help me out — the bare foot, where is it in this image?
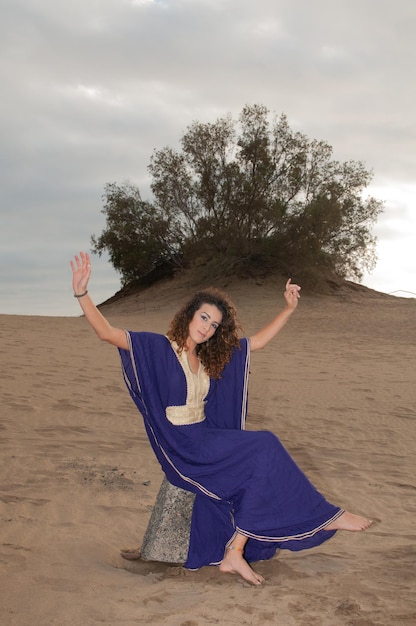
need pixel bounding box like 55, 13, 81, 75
120, 547, 141, 561
219, 548, 264, 586
324, 511, 373, 532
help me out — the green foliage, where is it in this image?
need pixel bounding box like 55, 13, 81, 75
92, 105, 383, 286
91, 182, 179, 285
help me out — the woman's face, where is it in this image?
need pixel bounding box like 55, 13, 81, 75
187, 303, 223, 346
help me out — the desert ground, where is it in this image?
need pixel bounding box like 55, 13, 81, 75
1, 274, 415, 625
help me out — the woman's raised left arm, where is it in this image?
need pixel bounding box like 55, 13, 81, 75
249, 279, 301, 352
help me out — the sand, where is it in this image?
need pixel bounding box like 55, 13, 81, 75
1, 276, 415, 625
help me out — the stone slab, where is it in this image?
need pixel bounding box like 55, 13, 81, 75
140, 477, 195, 564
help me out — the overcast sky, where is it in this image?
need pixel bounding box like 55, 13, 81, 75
1, 0, 415, 316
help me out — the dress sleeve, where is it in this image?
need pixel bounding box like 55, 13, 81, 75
204, 338, 250, 430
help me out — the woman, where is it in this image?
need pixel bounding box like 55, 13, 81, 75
70, 251, 371, 586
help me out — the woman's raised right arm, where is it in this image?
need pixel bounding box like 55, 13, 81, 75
70, 251, 128, 350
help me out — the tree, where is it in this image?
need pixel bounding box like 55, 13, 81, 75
92, 105, 383, 285
91, 182, 179, 285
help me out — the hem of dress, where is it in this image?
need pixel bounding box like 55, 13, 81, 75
185, 509, 344, 570
235, 508, 345, 543
185, 559, 223, 571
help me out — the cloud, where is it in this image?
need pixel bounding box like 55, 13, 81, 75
1, 0, 415, 315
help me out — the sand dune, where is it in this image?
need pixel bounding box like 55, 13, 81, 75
1, 276, 415, 625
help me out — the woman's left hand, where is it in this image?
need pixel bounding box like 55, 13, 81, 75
284, 278, 301, 310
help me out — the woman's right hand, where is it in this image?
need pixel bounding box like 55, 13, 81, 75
69, 252, 128, 349
70, 251, 92, 296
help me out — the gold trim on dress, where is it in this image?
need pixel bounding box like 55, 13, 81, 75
165, 340, 210, 426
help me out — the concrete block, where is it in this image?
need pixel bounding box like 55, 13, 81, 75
140, 477, 195, 564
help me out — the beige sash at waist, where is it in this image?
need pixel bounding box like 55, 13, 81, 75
166, 404, 206, 426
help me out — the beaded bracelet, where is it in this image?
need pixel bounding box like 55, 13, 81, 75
74, 290, 88, 298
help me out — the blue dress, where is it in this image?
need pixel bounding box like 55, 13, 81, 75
119, 332, 343, 569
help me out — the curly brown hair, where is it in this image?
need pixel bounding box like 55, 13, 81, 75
166, 288, 241, 379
